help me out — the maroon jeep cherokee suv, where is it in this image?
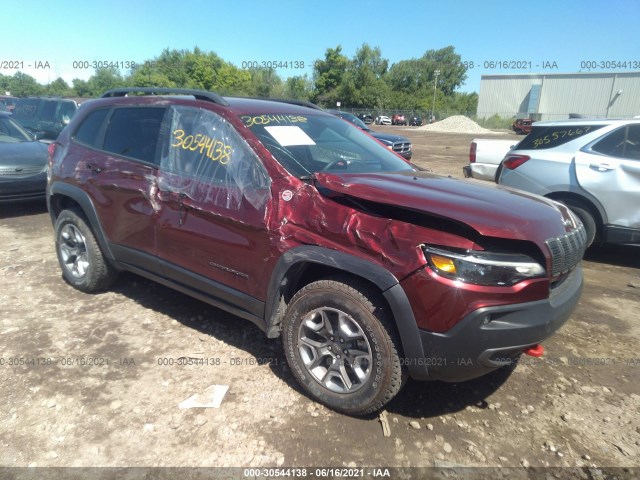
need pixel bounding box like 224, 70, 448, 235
47, 88, 586, 415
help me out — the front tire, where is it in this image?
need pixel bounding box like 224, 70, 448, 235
282, 277, 405, 415
54, 209, 117, 292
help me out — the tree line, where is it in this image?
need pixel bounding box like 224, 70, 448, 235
1, 45, 477, 114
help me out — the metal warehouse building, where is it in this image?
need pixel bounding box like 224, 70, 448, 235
476, 71, 640, 121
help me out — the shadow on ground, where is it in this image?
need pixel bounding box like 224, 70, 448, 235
0, 199, 48, 219
109, 272, 515, 419
584, 243, 640, 269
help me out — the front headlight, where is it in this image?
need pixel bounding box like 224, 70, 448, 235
422, 245, 546, 286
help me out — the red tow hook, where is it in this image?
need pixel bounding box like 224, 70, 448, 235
524, 344, 544, 357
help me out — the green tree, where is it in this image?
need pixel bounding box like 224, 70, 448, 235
214, 63, 251, 95
7, 72, 44, 97
0, 45, 476, 111
128, 47, 251, 95
420, 46, 467, 96
78, 67, 126, 96
386, 59, 431, 95
71, 78, 91, 97
339, 43, 390, 108
248, 67, 283, 98
284, 75, 312, 100
45, 77, 73, 96
312, 46, 348, 106
0, 73, 12, 94
129, 69, 175, 88
386, 46, 468, 107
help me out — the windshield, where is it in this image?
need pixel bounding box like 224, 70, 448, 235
241, 113, 413, 177
338, 112, 370, 131
0, 115, 33, 142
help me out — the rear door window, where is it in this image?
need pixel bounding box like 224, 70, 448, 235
517, 125, 605, 150
73, 108, 109, 147
102, 107, 166, 164
590, 125, 640, 160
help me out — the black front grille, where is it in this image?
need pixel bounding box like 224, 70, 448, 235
393, 142, 411, 153
545, 224, 587, 277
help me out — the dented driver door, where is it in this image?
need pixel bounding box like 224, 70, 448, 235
154, 105, 273, 305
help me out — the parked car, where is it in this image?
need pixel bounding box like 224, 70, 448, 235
392, 114, 407, 126
375, 115, 392, 125
358, 113, 374, 124
498, 118, 640, 246
409, 115, 423, 126
0, 112, 49, 202
328, 109, 412, 160
512, 118, 534, 135
11, 97, 78, 140
463, 139, 516, 181
48, 87, 585, 415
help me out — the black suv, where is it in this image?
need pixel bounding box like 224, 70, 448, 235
12, 97, 78, 140
47, 88, 584, 415
357, 113, 374, 124
327, 110, 412, 160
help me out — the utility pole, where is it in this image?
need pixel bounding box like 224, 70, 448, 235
431, 69, 440, 123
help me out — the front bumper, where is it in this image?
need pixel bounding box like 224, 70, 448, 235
408, 264, 583, 382
0, 175, 47, 203
398, 150, 413, 161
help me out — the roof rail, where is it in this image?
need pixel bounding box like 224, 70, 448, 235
246, 97, 323, 111
100, 87, 228, 106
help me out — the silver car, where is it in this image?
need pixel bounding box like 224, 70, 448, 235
497, 118, 640, 246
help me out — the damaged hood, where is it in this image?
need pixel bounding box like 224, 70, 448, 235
313, 170, 573, 242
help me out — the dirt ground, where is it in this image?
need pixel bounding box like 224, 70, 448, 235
1, 127, 639, 475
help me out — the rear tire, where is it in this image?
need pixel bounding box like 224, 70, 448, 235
563, 202, 597, 247
282, 277, 405, 415
54, 209, 117, 292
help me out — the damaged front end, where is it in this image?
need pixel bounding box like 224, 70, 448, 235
275, 170, 586, 336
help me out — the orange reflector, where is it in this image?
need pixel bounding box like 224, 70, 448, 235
431, 254, 457, 274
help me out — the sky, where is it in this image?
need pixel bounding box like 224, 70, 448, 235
2, 0, 639, 95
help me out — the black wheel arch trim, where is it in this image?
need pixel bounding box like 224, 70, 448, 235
263, 245, 427, 377
545, 188, 607, 226
47, 181, 117, 263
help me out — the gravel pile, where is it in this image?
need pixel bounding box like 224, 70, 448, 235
415, 115, 500, 134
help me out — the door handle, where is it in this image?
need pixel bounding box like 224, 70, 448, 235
589, 163, 615, 172
86, 163, 103, 174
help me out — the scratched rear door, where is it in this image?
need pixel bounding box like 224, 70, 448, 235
73, 106, 165, 264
